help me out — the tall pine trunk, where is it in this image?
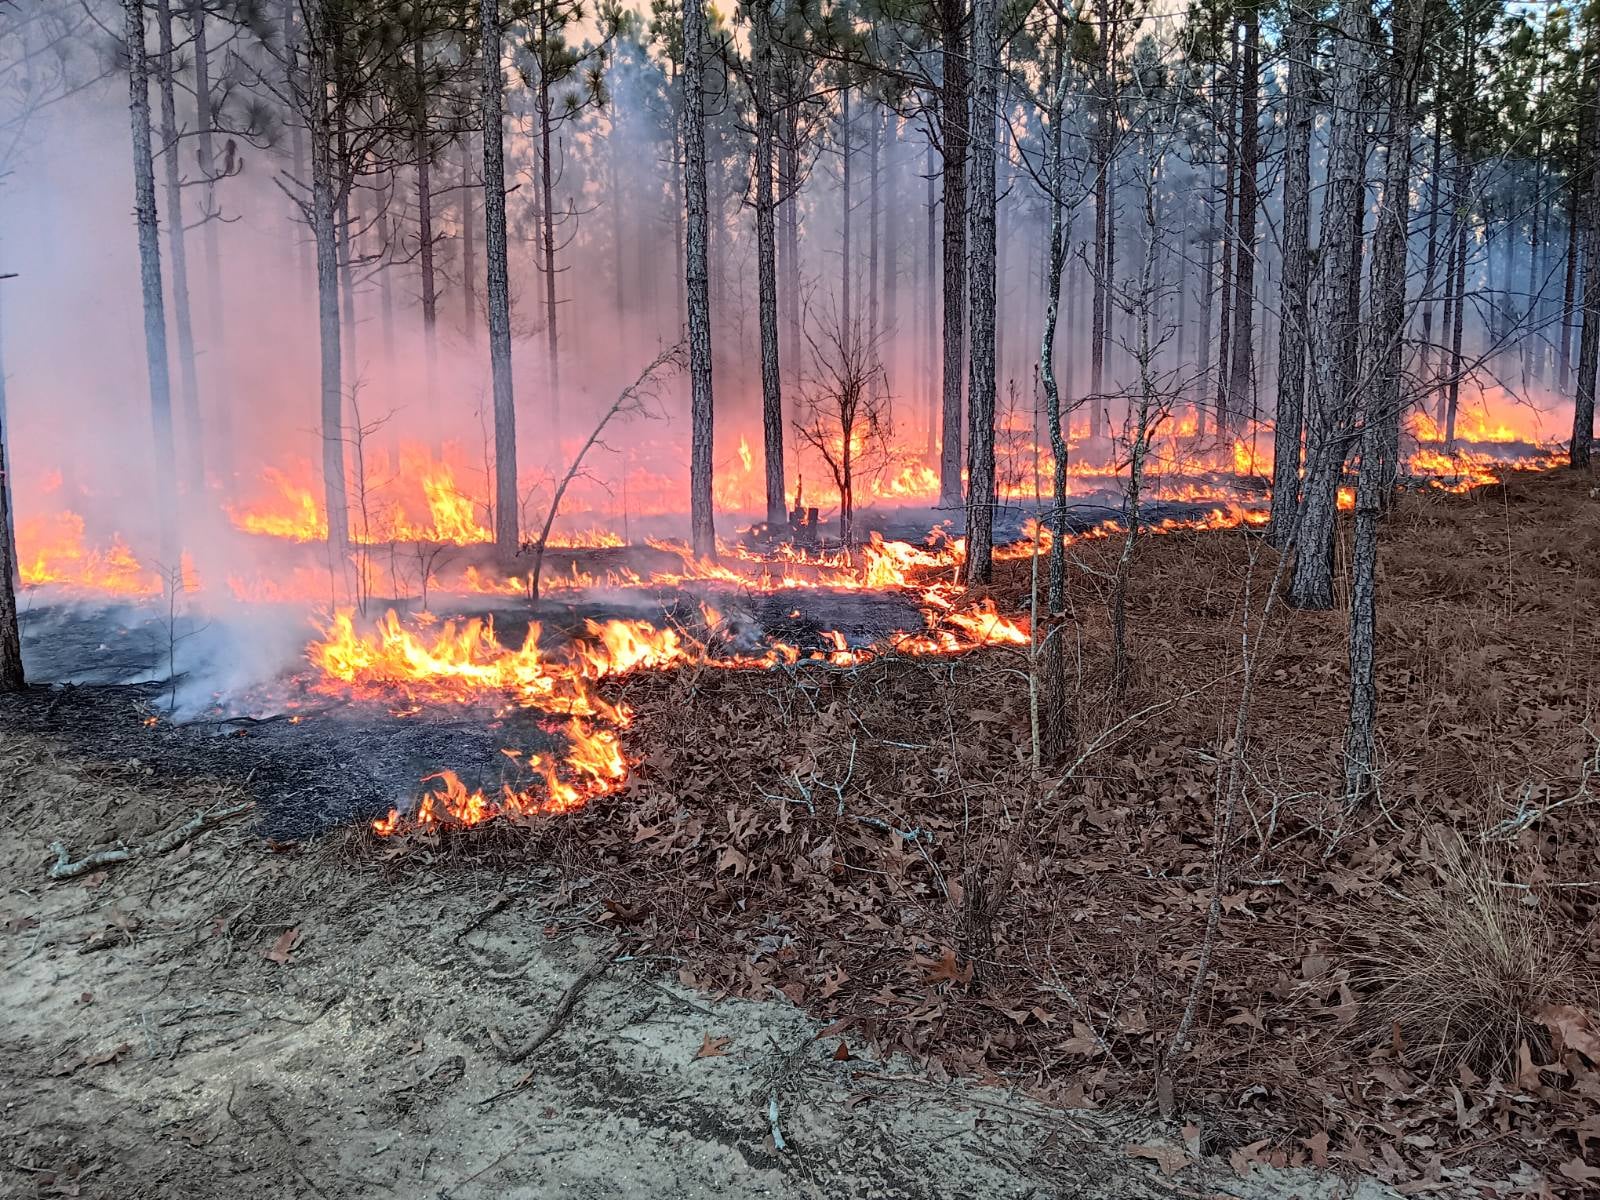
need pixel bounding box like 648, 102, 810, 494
924, 136, 938, 454
1195, 161, 1215, 427
539, 67, 561, 444
1559, 184, 1578, 391
751, 2, 785, 525
684, 0, 716, 558
307, 8, 348, 557
413, 22, 438, 433
187, 0, 228, 475
1346, 0, 1423, 800
1287, 0, 1367, 611
964, 0, 997, 584
1214, 27, 1238, 425
867, 103, 880, 360
840, 87, 851, 328
1040, 31, 1069, 612
1444, 152, 1470, 447
155, 0, 203, 496
779, 104, 801, 404
1269, 7, 1311, 547
125, 0, 179, 561
481, 0, 518, 553
461, 135, 477, 341
937, 0, 969, 507
0, 290, 22, 689
1418, 112, 1443, 378
1089, 0, 1110, 439
882, 117, 898, 396
1572, 65, 1600, 466
1225, 4, 1258, 433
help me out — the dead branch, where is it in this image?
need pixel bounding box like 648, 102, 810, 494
492, 945, 619, 1066
526, 344, 684, 599
47, 801, 254, 880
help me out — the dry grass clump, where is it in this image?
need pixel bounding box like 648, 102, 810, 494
1354, 841, 1582, 1077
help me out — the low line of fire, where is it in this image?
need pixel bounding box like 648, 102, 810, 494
13, 396, 1564, 835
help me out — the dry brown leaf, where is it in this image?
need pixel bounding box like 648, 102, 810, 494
263, 927, 301, 966
1557, 1158, 1600, 1185
1539, 1004, 1600, 1061
1125, 1143, 1188, 1178
1300, 1130, 1330, 1169
923, 947, 973, 986
694, 1033, 731, 1059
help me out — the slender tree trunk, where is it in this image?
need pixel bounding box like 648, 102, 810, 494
868, 103, 880, 360
308, 13, 348, 557
751, 2, 785, 525
412, 24, 438, 432
1436, 186, 1458, 418
883, 116, 899, 396
125, 0, 179, 561
1040, 31, 1069, 613
187, 0, 228, 476
284, 0, 310, 299
780, 103, 801, 408
1089, 0, 1110, 440
671, 58, 685, 326
1573, 66, 1600, 467
462, 134, 477, 341
1560, 183, 1579, 391
995, 187, 1008, 389
539, 70, 561, 444
839, 87, 852, 330
1269, 8, 1311, 547
965, 0, 997, 584
1214, 27, 1238, 427
1063, 210, 1078, 404
1195, 164, 1215, 426
684, 0, 716, 558
1419, 111, 1443, 378
938, 0, 969, 507
481, 0, 518, 553
925, 135, 938, 455
0, 286, 23, 688
335, 105, 356, 375
1173, 198, 1187, 380
1288, 0, 1367, 611
154, 0, 203, 497
334, 107, 356, 382
610, 111, 627, 324
1525, 161, 1543, 384
376, 172, 396, 355
1225, 5, 1258, 434
1445, 152, 1470, 448
1347, 0, 1423, 800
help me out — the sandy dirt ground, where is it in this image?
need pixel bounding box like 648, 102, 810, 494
0, 730, 1409, 1200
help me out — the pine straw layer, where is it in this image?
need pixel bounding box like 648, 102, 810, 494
383, 470, 1600, 1191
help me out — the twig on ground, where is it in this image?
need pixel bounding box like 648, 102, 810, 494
494, 945, 618, 1065
47, 801, 254, 879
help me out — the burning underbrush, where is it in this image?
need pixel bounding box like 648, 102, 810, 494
8, 467, 1599, 1188
332, 470, 1598, 1191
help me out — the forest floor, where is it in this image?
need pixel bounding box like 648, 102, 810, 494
3, 469, 1598, 1198
0, 744, 1395, 1200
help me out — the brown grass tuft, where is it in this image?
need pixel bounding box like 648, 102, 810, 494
1353, 841, 1581, 1077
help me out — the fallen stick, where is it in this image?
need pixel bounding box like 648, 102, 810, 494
497, 948, 618, 1065
48, 801, 254, 880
